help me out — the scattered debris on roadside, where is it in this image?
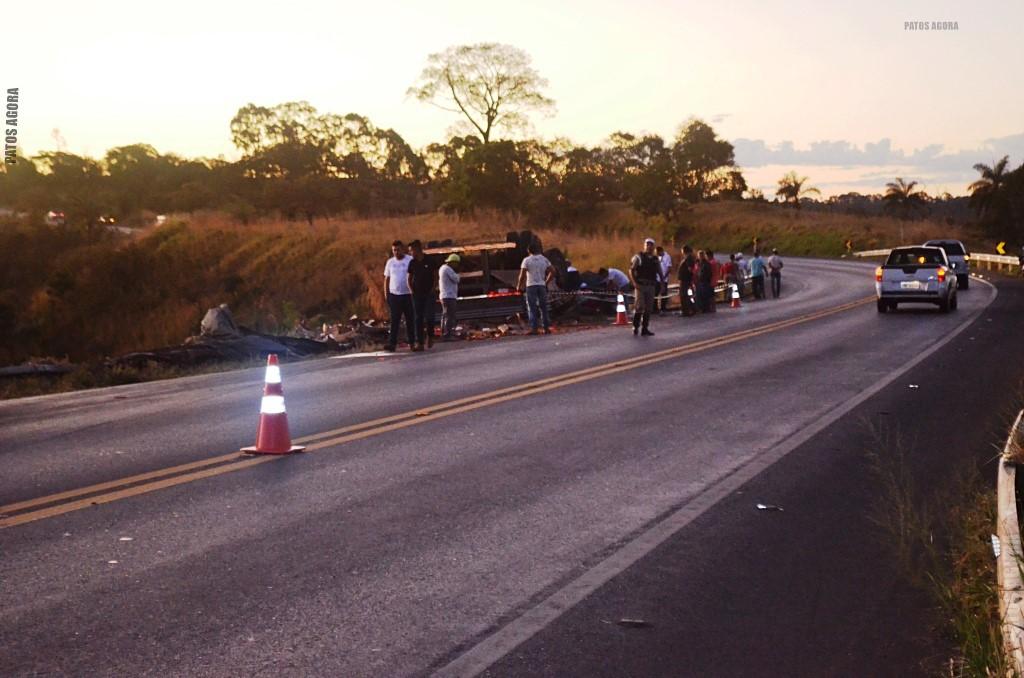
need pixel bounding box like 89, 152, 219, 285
756, 503, 784, 511
0, 361, 74, 378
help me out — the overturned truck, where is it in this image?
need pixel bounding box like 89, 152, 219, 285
423, 230, 575, 322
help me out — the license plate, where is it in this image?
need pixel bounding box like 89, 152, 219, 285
901, 281, 922, 290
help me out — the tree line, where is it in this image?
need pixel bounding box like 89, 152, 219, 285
0, 113, 743, 228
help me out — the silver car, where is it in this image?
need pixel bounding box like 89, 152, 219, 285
875, 246, 958, 313
922, 239, 970, 289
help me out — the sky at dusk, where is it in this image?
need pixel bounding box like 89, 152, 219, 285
6, 0, 1023, 196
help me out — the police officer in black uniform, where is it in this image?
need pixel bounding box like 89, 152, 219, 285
629, 237, 661, 336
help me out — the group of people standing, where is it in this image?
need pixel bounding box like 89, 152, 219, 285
382, 239, 558, 352
383, 237, 787, 351
625, 239, 786, 335
382, 239, 461, 352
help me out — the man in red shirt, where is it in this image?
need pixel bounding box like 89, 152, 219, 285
720, 254, 737, 302
707, 250, 721, 312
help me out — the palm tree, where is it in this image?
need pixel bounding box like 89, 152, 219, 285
882, 178, 929, 219
967, 156, 1009, 216
775, 171, 820, 209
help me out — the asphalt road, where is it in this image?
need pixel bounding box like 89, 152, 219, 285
1, 258, 1018, 677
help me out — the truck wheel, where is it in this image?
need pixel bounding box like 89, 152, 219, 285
958, 275, 969, 290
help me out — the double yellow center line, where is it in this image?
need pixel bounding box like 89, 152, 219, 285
0, 297, 872, 529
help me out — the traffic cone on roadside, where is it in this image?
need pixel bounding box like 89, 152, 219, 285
241, 354, 305, 455
613, 293, 629, 325
730, 284, 742, 308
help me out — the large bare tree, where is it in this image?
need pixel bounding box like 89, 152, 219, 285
408, 43, 555, 144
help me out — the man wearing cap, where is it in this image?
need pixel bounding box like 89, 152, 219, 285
629, 238, 660, 336
438, 253, 461, 340
383, 240, 415, 352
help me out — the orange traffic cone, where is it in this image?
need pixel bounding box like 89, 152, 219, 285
613, 293, 629, 325
730, 283, 742, 308
242, 355, 306, 455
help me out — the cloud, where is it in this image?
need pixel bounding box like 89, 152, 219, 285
733, 133, 1024, 173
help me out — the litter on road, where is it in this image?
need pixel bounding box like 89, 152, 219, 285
756, 503, 784, 511
616, 619, 653, 628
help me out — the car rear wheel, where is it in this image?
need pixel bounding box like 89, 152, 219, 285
939, 295, 950, 313
950, 292, 958, 310
877, 298, 888, 313
957, 274, 969, 290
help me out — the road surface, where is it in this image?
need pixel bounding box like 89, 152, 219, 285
1, 258, 1018, 676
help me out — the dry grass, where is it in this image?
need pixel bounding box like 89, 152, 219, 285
863, 419, 1009, 675
1004, 413, 1024, 465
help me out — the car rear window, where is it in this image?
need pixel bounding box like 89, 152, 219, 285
887, 248, 945, 265
924, 241, 966, 256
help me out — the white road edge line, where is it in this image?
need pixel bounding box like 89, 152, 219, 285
433, 278, 998, 678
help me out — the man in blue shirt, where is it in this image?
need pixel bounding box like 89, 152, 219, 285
749, 250, 766, 300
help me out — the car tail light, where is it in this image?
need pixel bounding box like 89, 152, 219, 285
875, 266, 883, 282
937, 267, 946, 282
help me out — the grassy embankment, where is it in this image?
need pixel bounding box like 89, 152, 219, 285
0, 201, 980, 397
865, 401, 1024, 675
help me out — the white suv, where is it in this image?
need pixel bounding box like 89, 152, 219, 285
922, 239, 970, 289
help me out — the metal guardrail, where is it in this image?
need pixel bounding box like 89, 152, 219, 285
854, 249, 1021, 271
996, 409, 1024, 672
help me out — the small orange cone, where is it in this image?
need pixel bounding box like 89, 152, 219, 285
242, 355, 306, 455
730, 283, 742, 308
613, 293, 629, 325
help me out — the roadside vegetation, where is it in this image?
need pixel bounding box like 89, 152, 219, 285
865, 422, 1009, 676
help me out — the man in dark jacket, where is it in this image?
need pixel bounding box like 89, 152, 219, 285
406, 240, 437, 351
695, 250, 714, 313
677, 245, 696, 317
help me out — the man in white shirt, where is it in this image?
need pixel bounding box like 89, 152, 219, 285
767, 248, 784, 299
383, 240, 415, 352
600, 267, 630, 291
516, 242, 555, 335
656, 245, 672, 313
438, 254, 461, 340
